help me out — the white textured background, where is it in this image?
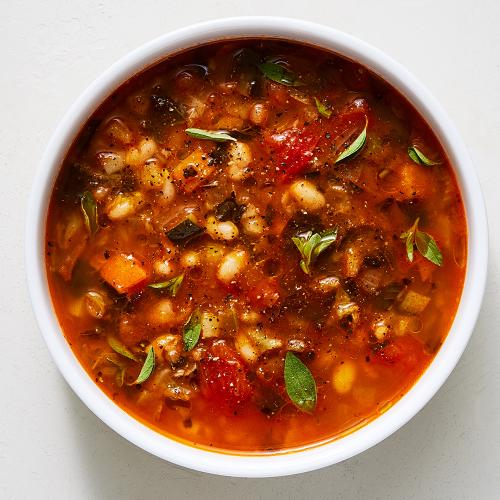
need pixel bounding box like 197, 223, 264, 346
1, 1, 499, 499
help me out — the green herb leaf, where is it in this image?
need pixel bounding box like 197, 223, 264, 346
148, 273, 184, 297
314, 97, 332, 118
415, 230, 443, 266
408, 146, 439, 166
166, 218, 205, 243
400, 218, 443, 266
335, 118, 368, 163
258, 62, 304, 87
80, 191, 98, 234
284, 352, 317, 413
107, 337, 139, 362
185, 128, 237, 142
292, 228, 338, 275
183, 309, 202, 351
130, 346, 155, 385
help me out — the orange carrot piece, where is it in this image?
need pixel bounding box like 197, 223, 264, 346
100, 253, 148, 294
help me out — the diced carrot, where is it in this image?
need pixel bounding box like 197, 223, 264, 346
171, 148, 214, 193
100, 253, 148, 294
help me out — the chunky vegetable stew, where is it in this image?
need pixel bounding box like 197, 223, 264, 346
46, 40, 466, 452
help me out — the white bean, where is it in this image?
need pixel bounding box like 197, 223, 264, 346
206, 215, 239, 241
241, 205, 266, 237
201, 311, 221, 338
180, 251, 200, 269
148, 299, 176, 326
106, 192, 142, 220
249, 103, 269, 126
125, 138, 157, 167
289, 179, 326, 211
97, 151, 125, 174
227, 142, 253, 181
153, 258, 176, 277
217, 249, 248, 283
161, 174, 176, 203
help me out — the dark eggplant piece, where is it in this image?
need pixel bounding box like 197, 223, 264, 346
166, 219, 204, 244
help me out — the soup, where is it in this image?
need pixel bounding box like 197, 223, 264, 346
46, 40, 466, 452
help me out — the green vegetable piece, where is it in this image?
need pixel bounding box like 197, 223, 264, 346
415, 231, 443, 266
284, 352, 317, 413
400, 218, 443, 266
107, 337, 139, 362
292, 228, 338, 275
314, 97, 332, 118
183, 309, 202, 351
148, 273, 184, 297
335, 117, 368, 163
80, 191, 98, 234
185, 128, 237, 142
130, 346, 155, 385
258, 62, 304, 87
408, 146, 439, 166
166, 219, 205, 243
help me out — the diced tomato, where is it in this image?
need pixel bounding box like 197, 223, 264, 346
199, 340, 253, 411
248, 278, 281, 309
100, 253, 148, 294
266, 125, 321, 181
266, 100, 370, 182
371, 335, 427, 372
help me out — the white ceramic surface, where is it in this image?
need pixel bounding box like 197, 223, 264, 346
25, 17, 488, 478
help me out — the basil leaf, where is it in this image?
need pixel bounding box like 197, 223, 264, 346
166, 219, 204, 243
284, 352, 317, 413
314, 97, 332, 118
258, 62, 304, 87
415, 230, 443, 266
335, 118, 368, 163
107, 337, 139, 362
292, 228, 338, 275
148, 273, 184, 297
185, 128, 236, 142
130, 346, 155, 385
408, 146, 439, 166
183, 309, 202, 351
400, 218, 443, 266
80, 191, 98, 234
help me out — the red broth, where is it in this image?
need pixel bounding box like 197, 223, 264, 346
46, 40, 466, 452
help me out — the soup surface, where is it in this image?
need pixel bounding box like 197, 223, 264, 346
46, 40, 466, 452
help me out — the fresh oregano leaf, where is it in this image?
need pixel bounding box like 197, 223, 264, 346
408, 146, 439, 166
314, 97, 332, 118
335, 117, 368, 163
107, 336, 139, 362
148, 273, 184, 297
292, 228, 338, 275
80, 191, 98, 234
284, 352, 317, 413
183, 309, 202, 351
400, 218, 443, 266
258, 62, 304, 87
130, 346, 155, 385
185, 128, 237, 142
415, 230, 443, 266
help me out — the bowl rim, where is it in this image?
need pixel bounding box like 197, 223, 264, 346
25, 16, 488, 477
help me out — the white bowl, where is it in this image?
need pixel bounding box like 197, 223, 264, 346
25, 17, 488, 477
